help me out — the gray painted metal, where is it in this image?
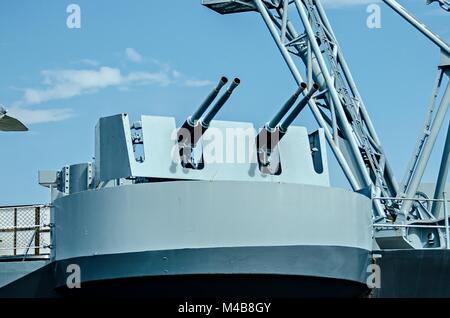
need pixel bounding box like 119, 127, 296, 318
202, 0, 258, 14
0, 246, 370, 297
444, 192, 450, 249
189, 76, 228, 126
401, 69, 445, 197
0, 180, 372, 296
313, 0, 399, 197
294, 0, 373, 189
59, 163, 93, 194
279, 83, 319, 133
203, 0, 450, 222
295, 1, 390, 218
95, 114, 330, 186
441, 51, 450, 68
4, 0, 450, 298
95, 114, 134, 183
416, 183, 450, 219
38, 171, 58, 188
382, 0, 450, 55
0, 261, 48, 288
52, 246, 370, 288
201, 78, 240, 128
375, 249, 450, 297
427, 0, 450, 12
0, 106, 28, 132
382, 0, 450, 221
401, 80, 450, 215
52, 181, 372, 261
208, 0, 403, 218
216, 0, 391, 218
251, 0, 362, 192
432, 123, 450, 216
255, 83, 318, 160
267, 82, 307, 131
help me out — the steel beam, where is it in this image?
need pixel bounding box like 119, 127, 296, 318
401, 80, 450, 215
314, 0, 399, 196
253, 0, 362, 191
382, 0, 450, 56
432, 122, 450, 217
255, 0, 389, 217
293, 0, 373, 188
401, 69, 444, 195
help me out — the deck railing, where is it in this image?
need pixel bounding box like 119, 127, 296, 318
0, 204, 52, 259
373, 192, 450, 249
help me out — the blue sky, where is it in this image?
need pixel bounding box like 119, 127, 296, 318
0, 0, 449, 205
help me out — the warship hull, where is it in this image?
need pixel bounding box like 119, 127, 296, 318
4, 246, 450, 298
0, 246, 370, 298
3, 181, 450, 298
374, 249, 450, 298
0, 181, 373, 298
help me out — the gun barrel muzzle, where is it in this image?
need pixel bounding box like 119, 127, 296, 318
267, 82, 307, 131
188, 76, 229, 126
279, 83, 320, 133
201, 77, 241, 128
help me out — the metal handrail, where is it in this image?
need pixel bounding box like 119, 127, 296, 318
0, 246, 51, 251
0, 224, 51, 232
0, 204, 52, 259
373, 197, 450, 202
22, 228, 38, 261
0, 204, 51, 209
373, 192, 450, 249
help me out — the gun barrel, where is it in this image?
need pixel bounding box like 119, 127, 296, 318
188, 76, 228, 126
279, 83, 320, 133
201, 77, 241, 128
267, 82, 307, 131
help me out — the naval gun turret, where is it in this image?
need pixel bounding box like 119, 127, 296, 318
256, 83, 319, 174
177, 77, 241, 168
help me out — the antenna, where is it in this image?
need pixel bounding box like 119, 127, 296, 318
0, 106, 28, 132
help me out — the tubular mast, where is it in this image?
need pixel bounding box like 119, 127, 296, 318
203, 0, 450, 221
381, 0, 450, 218
204, 0, 399, 218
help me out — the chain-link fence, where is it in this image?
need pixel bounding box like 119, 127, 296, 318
0, 205, 51, 257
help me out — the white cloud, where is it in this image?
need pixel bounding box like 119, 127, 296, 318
125, 48, 143, 63
8, 107, 74, 124
172, 70, 182, 79
20, 66, 173, 105
184, 79, 214, 87
19, 63, 213, 106
12, 51, 213, 125
125, 71, 172, 86
77, 59, 100, 67
322, 0, 381, 9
